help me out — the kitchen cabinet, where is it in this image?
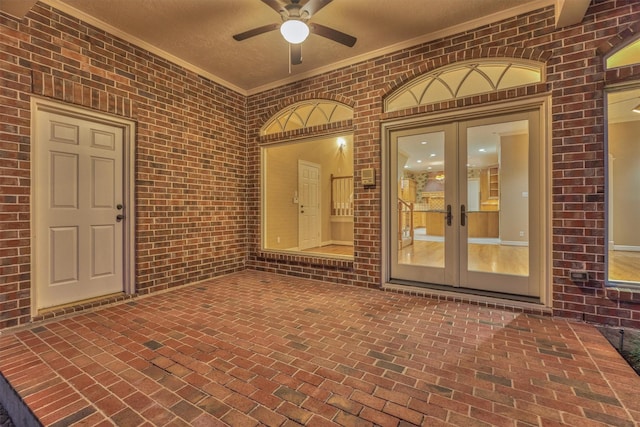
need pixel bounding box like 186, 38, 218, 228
467, 211, 499, 238
488, 166, 499, 199
413, 212, 426, 227
425, 212, 445, 236
400, 178, 416, 202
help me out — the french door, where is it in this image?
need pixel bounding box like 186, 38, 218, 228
390, 110, 541, 298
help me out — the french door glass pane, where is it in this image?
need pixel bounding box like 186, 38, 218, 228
466, 120, 529, 277
397, 131, 445, 268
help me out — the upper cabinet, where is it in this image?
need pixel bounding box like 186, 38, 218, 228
488, 165, 499, 199
400, 178, 416, 202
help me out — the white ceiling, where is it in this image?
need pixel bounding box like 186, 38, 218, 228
34, 0, 565, 95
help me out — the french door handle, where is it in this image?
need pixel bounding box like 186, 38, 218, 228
446, 204, 453, 226
461, 204, 466, 226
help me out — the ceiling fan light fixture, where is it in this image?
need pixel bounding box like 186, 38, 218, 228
280, 20, 309, 44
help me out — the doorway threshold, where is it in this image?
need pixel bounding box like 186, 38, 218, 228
383, 281, 551, 316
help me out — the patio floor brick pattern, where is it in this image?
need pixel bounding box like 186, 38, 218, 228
0, 270, 638, 426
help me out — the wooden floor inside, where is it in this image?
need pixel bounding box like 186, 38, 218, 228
609, 249, 640, 283
399, 240, 529, 276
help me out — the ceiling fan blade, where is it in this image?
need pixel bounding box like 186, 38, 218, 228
232, 23, 279, 41
261, 0, 285, 14
308, 23, 356, 47
291, 44, 302, 65
301, 0, 332, 17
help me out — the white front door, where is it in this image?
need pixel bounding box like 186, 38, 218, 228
34, 108, 125, 309
298, 160, 321, 250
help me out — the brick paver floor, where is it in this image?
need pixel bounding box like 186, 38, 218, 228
0, 270, 638, 426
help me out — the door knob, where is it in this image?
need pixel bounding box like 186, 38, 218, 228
116, 214, 125, 222
117, 204, 123, 210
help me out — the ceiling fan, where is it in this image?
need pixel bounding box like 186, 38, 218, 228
232, 0, 357, 65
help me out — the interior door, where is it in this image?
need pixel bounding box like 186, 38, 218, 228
35, 110, 125, 308
390, 110, 541, 298
298, 160, 320, 250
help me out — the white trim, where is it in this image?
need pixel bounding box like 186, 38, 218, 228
30, 97, 136, 314
613, 245, 640, 252
500, 241, 529, 247
40, 0, 244, 95
40, 0, 553, 96
249, 1, 554, 95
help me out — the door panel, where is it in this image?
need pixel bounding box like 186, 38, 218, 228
36, 110, 124, 308
459, 112, 540, 296
390, 111, 541, 298
391, 124, 457, 285
298, 160, 320, 250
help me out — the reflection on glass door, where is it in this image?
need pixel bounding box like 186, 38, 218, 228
390, 111, 541, 298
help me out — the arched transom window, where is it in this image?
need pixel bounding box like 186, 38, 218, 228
606, 37, 640, 69
261, 100, 353, 136
385, 59, 544, 112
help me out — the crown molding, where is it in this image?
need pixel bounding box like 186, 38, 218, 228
40, 0, 247, 95
40, 0, 555, 97
247, 0, 555, 95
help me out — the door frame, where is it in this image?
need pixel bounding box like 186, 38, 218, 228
30, 97, 136, 313
381, 97, 552, 307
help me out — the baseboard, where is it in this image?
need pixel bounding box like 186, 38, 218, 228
613, 245, 640, 252
500, 240, 529, 247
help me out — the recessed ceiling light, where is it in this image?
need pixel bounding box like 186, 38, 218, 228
417, 160, 422, 163
479, 148, 486, 152
430, 153, 436, 157
421, 141, 427, 145
427, 167, 432, 170
404, 165, 409, 168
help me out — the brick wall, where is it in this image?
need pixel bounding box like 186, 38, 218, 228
2, 1, 640, 331
0, 3, 248, 328
246, 1, 640, 328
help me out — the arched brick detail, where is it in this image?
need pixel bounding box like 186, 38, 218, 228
379, 46, 550, 103
597, 20, 640, 57
599, 21, 640, 84
259, 92, 355, 127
